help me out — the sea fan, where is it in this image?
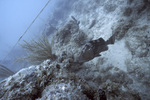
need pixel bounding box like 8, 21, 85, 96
0, 64, 14, 78
20, 35, 56, 64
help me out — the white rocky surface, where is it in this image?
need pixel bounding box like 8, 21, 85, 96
51, 0, 150, 99
0, 0, 150, 100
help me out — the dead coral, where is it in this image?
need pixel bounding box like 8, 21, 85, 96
73, 30, 88, 47
101, 81, 141, 100
125, 25, 149, 57
123, 7, 133, 17
112, 19, 134, 40
104, 3, 117, 13
0, 57, 104, 100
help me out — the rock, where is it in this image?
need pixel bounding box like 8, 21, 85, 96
123, 7, 133, 17
0, 58, 102, 100
125, 25, 150, 57
53, 20, 79, 46
112, 20, 134, 40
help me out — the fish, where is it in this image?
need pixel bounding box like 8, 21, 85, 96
88, 19, 96, 29
78, 34, 115, 63
71, 16, 80, 25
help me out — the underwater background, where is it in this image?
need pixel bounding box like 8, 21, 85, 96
0, 0, 150, 99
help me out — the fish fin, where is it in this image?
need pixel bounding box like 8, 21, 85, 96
106, 34, 115, 45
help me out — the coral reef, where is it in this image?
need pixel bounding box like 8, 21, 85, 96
0, 57, 103, 100
1, 0, 150, 99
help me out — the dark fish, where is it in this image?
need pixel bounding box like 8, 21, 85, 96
71, 16, 80, 25
79, 34, 115, 63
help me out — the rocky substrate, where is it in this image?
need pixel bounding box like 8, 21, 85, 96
0, 0, 150, 100
0, 56, 106, 100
